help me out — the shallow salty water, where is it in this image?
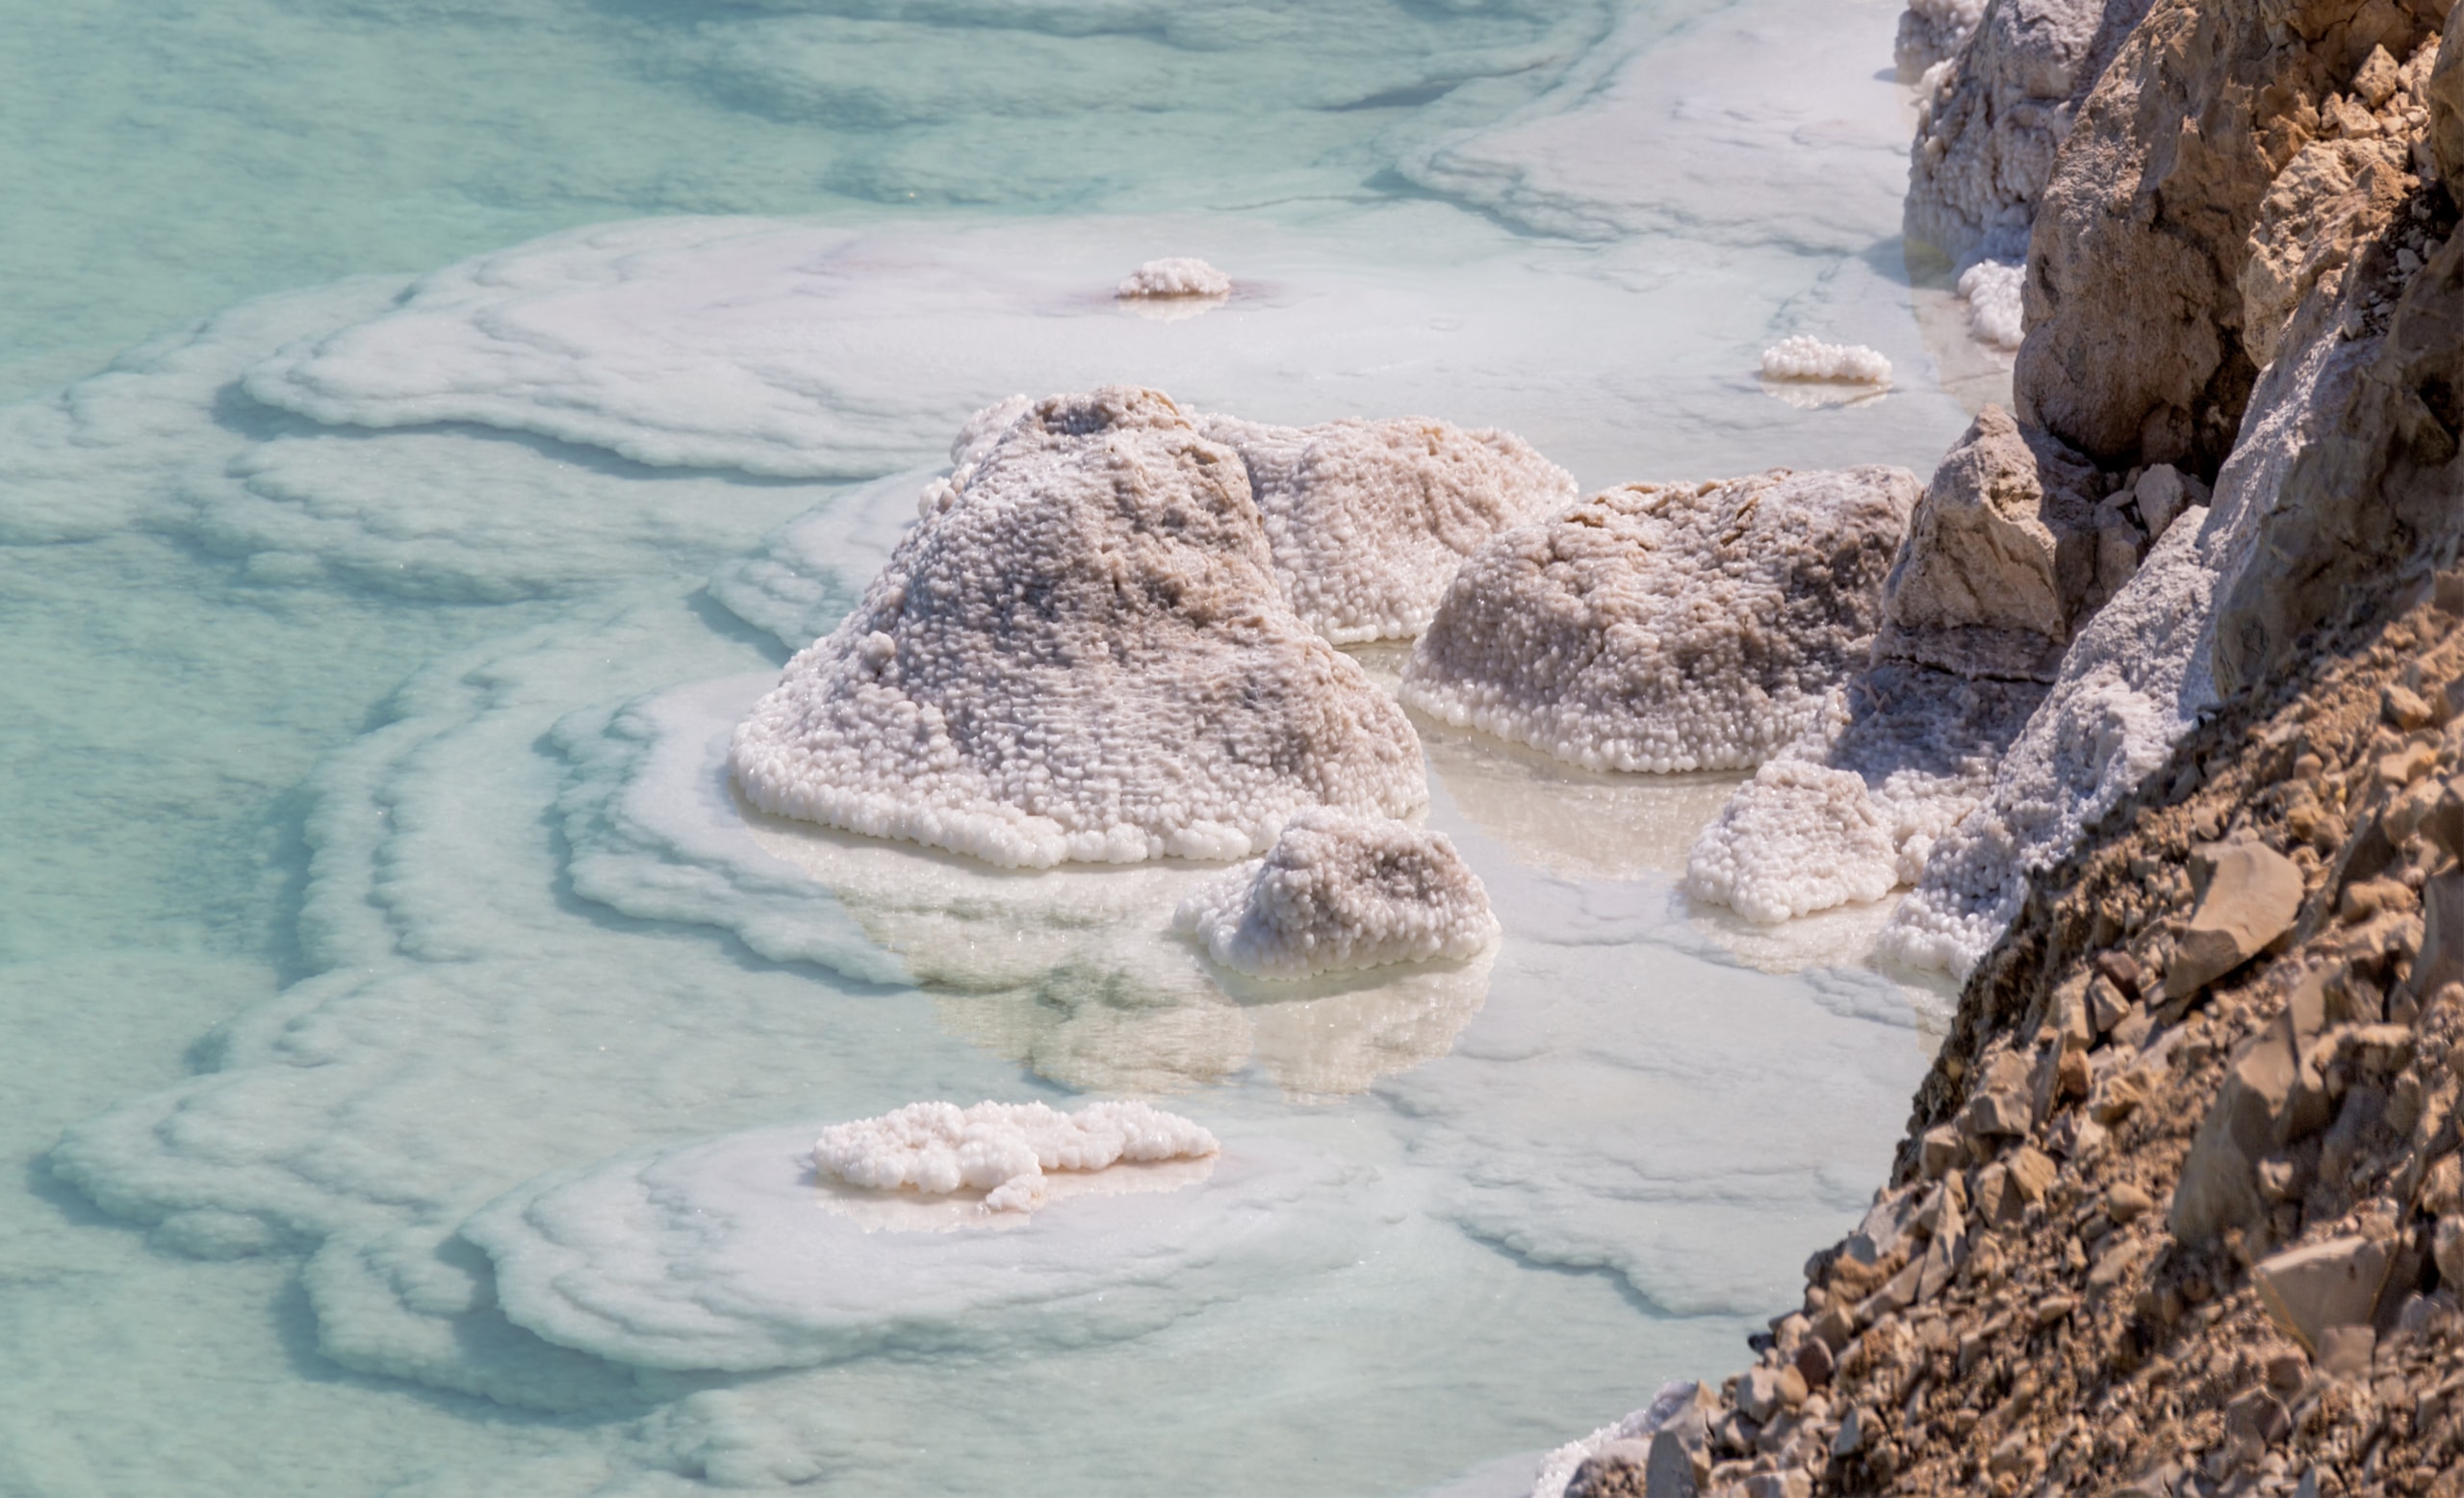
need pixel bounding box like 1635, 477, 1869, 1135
4, 2, 1969, 1493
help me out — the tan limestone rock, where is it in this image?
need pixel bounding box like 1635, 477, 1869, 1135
2240, 136, 2417, 368
2165, 841, 2305, 997
1873, 405, 2107, 681
2250, 1235, 2393, 1353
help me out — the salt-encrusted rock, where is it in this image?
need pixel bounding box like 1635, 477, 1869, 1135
1683, 664, 2043, 922
1558, 1440, 1653, 1498
1758, 337, 1892, 384
731, 386, 1426, 867
1896, 0, 1988, 76
812, 1099, 1219, 1214
1874, 404, 2107, 682
1172, 811, 1498, 979
1957, 260, 2025, 349
1906, 0, 2149, 272
1195, 414, 1578, 644
1116, 257, 1232, 299
1400, 467, 1920, 774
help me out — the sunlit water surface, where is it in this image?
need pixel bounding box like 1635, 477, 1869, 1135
1, 0, 1977, 1492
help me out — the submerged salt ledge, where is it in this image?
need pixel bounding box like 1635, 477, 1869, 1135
1173, 811, 1500, 979
1116, 257, 1232, 299
1758, 335, 1892, 384
730, 386, 1426, 867
814, 1100, 1219, 1214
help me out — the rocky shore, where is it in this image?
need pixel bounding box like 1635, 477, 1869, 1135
1541, 0, 2464, 1488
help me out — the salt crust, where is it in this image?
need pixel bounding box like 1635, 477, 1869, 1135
813, 1099, 1219, 1214
1758, 335, 1893, 384
461, 1123, 1370, 1374
1876, 319, 2358, 971
1683, 663, 2046, 923
1116, 257, 1232, 299
576, 674, 1495, 1097
1529, 1381, 1706, 1498
1399, 466, 1920, 774
1894, 0, 1987, 74
1957, 259, 2025, 349
728, 386, 1426, 867
1195, 412, 1578, 643
1172, 811, 1500, 978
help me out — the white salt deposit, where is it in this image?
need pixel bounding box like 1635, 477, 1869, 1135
1117, 257, 1232, 299
813, 1099, 1219, 1214
1173, 811, 1500, 978
1684, 664, 2046, 923
462, 1122, 1371, 1373
1894, 0, 1987, 74
1958, 259, 2026, 350
729, 386, 1426, 867
1758, 335, 1893, 384
1401, 467, 1920, 774
1197, 413, 1578, 643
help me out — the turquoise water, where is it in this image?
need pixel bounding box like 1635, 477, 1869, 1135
3, 2, 1970, 1493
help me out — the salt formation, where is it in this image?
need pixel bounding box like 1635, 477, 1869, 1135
729, 385, 1426, 867
1195, 413, 1578, 643
1116, 257, 1232, 299
1956, 258, 2024, 349
1400, 467, 1920, 774
1172, 811, 1499, 978
813, 1099, 1219, 1214
1757, 335, 1891, 384
1688, 407, 2133, 926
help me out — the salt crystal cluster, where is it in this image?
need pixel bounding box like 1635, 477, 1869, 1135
1758, 336, 1892, 384
1957, 260, 2025, 349
1116, 258, 1233, 299
813, 1100, 1220, 1214
1196, 414, 1578, 643
1893, 0, 1987, 75
1172, 810, 1500, 978
1399, 467, 1921, 773
730, 386, 1426, 867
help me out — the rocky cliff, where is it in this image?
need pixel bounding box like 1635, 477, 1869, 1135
1542, 0, 2464, 1490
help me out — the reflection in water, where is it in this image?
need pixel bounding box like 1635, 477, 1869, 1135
742, 799, 1489, 1096
1756, 375, 1890, 410
808, 1155, 1219, 1233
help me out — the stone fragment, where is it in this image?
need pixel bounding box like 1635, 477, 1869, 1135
2316, 1324, 2377, 1379
1871, 405, 2105, 682
2034, 1293, 2077, 1327
1962, 1047, 2038, 1141
2006, 1145, 2058, 1204
2170, 1009, 2331, 1243
2435, 1215, 2464, 1289
2165, 842, 2305, 998
2250, 1236, 2393, 1354
2088, 974, 2133, 1035
2385, 684, 2437, 730
2431, 0, 2464, 192
2413, 870, 2464, 996
1645, 1431, 1702, 1498
1792, 1334, 1835, 1389
1831, 1405, 1872, 1458
1743, 1472, 1809, 1498
2105, 1182, 2155, 1223
1734, 1365, 1799, 1425
1919, 1124, 1964, 1179
1810, 1304, 1857, 1353
1563, 1439, 1653, 1498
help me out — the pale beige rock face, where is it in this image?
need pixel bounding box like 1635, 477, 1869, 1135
2015, 0, 2446, 472
2240, 135, 2417, 367
1873, 403, 2106, 681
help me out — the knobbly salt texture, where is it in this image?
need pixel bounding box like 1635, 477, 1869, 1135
1196, 413, 1578, 643
1684, 663, 2046, 923
1173, 811, 1499, 978
813, 1099, 1219, 1214
1958, 259, 2025, 349
1117, 258, 1232, 299
1758, 335, 1892, 384
729, 386, 1426, 867
1400, 467, 1919, 774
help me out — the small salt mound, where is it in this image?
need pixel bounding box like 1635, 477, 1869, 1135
1173, 811, 1500, 979
1197, 414, 1578, 644
815, 1099, 1219, 1214
1400, 467, 1920, 773
1958, 260, 2024, 350
730, 385, 1427, 867
1758, 335, 1892, 384
1116, 257, 1232, 299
